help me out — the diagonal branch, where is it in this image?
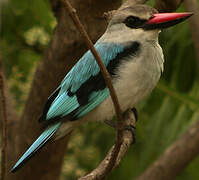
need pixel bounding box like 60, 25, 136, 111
0, 55, 19, 180
61, 0, 123, 130
0, 58, 8, 180
136, 118, 199, 180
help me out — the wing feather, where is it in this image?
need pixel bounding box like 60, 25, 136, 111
46, 42, 124, 121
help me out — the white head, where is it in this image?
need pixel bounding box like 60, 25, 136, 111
103, 4, 192, 44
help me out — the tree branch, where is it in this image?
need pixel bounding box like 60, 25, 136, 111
184, 0, 199, 65
136, 118, 199, 180
62, 0, 123, 129
0, 56, 8, 180
0, 55, 20, 180
79, 109, 136, 180
0, 57, 19, 132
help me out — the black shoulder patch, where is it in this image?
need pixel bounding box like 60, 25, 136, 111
70, 41, 140, 113
38, 87, 61, 122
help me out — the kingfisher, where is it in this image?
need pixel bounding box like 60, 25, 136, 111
11, 3, 192, 172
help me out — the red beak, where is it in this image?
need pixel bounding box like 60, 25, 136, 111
143, 12, 193, 30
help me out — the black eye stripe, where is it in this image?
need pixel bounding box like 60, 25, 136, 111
124, 16, 147, 29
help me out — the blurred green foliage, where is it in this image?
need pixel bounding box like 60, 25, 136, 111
1, 0, 199, 179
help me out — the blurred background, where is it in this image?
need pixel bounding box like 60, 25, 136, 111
0, 0, 199, 179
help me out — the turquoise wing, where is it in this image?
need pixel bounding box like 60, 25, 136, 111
45, 42, 124, 121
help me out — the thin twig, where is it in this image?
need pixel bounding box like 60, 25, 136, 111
61, 0, 123, 124
0, 60, 8, 180
79, 109, 136, 180
62, 0, 124, 175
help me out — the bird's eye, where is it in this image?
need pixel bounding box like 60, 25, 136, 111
124, 16, 147, 29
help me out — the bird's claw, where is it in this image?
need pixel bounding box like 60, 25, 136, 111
104, 107, 138, 127
104, 119, 117, 128
104, 120, 136, 144
104, 107, 138, 144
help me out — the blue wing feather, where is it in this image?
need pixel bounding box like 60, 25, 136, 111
47, 92, 79, 119
46, 42, 124, 120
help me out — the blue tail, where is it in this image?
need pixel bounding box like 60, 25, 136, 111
11, 122, 61, 173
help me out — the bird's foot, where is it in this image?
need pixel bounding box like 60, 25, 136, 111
104, 107, 138, 127
104, 107, 138, 144
104, 120, 136, 144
